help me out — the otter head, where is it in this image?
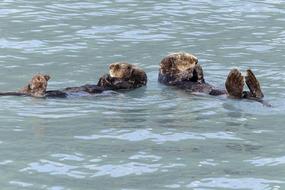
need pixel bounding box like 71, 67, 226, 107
172, 52, 198, 72
160, 52, 198, 75
29, 74, 50, 91
19, 74, 50, 97
109, 62, 133, 79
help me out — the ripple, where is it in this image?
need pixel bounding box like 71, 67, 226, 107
0, 160, 13, 165
0, 38, 46, 50
0, 9, 25, 16
51, 153, 85, 162
9, 181, 33, 188
246, 156, 285, 167
187, 177, 285, 190
90, 162, 161, 178
21, 159, 86, 179
198, 159, 218, 167
21, 157, 184, 179
75, 129, 242, 143
129, 152, 161, 162
117, 30, 174, 42
76, 25, 125, 38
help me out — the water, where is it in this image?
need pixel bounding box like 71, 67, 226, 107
0, 0, 285, 189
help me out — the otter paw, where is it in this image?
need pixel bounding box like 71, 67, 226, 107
193, 64, 204, 83
175, 68, 194, 82
225, 68, 244, 98
245, 69, 264, 99
97, 74, 113, 87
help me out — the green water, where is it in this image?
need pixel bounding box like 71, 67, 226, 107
0, 1, 285, 189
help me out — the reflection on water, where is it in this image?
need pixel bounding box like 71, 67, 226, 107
187, 178, 284, 190
246, 156, 285, 167
0, 0, 285, 189
75, 129, 242, 143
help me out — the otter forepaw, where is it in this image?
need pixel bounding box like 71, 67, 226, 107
245, 69, 264, 99
225, 68, 244, 98
97, 74, 113, 87
175, 69, 194, 82
193, 64, 204, 83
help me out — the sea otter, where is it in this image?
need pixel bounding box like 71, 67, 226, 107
159, 52, 200, 83
158, 52, 269, 106
0, 74, 50, 97
19, 74, 50, 97
0, 62, 147, 98
62, 62, 147, 95
97, 62, 147, 90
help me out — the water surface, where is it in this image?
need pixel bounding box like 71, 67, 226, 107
0, 0, 285, 189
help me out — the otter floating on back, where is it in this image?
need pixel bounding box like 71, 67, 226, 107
0, 62, 147, 98
158, 52, 270, 106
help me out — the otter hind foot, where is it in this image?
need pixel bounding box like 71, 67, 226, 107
245, 69, 264, 99
225, 68, 244, 98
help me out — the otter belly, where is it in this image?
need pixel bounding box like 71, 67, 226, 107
42, 84, 105, 98
158, 72, 226, 96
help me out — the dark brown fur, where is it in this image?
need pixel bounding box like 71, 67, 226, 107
0, 63, 147, 98
98, 62, 147, 89
19, 74, 50, 97
159, 52, 269, 106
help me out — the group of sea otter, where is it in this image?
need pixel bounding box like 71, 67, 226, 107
0, 52, 269, 106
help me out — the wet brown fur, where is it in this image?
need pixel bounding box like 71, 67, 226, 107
159, 52, 268, 106
159, 52, 198, 77
107, 62, 147, 87
225, 68, 244, 98
19, 74, 50, 97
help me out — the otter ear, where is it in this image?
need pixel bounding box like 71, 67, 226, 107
44, 75, 50, 81
194, 57, 198, 64
109, 64, 114, 69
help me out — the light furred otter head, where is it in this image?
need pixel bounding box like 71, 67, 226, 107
30, 74, 50, 91
109, 62, 133, 79
97, 62, 147, 89
160, 52, 198, 75
19, 74, 50, 97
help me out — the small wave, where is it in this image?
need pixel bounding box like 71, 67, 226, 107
187, 177, 285, 190
75, 129, 242, 143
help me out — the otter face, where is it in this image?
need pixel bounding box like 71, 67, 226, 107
160, 52, 198, 75
19, 73, 50, 97
30, 74, 50, 90
173, 52, 198, 72
109, 62, 133, 79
